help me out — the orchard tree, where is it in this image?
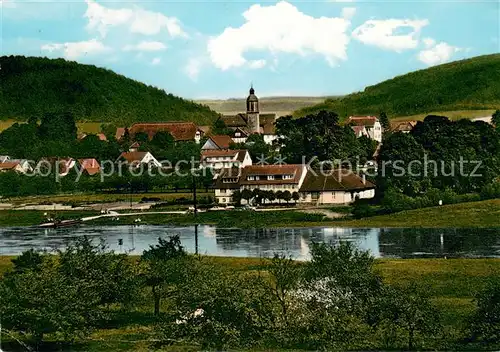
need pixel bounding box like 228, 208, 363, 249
141, 236, 189, 315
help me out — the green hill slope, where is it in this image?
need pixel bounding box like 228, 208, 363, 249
296, 54, 500, 119
0, 56, 219, 125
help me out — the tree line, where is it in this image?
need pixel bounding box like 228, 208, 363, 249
1, 237, 499, 350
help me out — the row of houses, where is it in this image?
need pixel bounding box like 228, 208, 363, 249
0, 156, 101, 176
214, 165, 375, 205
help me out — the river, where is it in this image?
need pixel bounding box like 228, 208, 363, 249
1, 225, 500, 259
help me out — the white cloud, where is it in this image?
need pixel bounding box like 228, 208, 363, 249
151, 57, 161, 65
185, 58, 202, 81
41, 39, 110, 60
84, 0, 185, 38
1, 0, 16, 9
123, 41, 167, 52
352, 19, 429, 52
248, 59, 266, 69
207, 1, 351, 70
341, 7, 356, 19
422, 37, 436, 48
417, 41, 461, 66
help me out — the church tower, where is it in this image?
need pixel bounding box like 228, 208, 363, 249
246, 85, 260, 134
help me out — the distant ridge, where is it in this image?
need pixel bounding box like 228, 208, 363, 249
0, 56, 220, 125
295, 54, 500, 119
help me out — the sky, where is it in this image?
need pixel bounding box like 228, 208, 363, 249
1, 0, 499, 99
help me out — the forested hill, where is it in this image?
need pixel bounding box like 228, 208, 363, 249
296, 54, 500, 119
0, 56, 220, 125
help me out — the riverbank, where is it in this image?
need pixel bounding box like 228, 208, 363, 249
336, 199, 500, 228
1, 255, 499, 351
0, 199, 498, 228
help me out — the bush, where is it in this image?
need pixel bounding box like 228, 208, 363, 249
469, 278, 500, 343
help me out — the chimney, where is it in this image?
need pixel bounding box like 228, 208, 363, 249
362, 173, 366, 185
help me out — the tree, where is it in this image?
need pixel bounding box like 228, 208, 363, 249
141, 236, 188, 315
241, 189, 253, 204
57, 237, 139, 308
0, 253, 102, 344
275, 111, 363, 165
267, 253, 302, 327
134, 132, 149, 143
151, 131, 175, 148
492, 109, 500, 131
282, 190, 292, 204
377, 284, 441, 350
292, 192, 300, 203
275, 190, 284, 204
232, 190, 242, 205
267, 190, 276, 204
379, 112, 390, 131
38, 111, 78, 142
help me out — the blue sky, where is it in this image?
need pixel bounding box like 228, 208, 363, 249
1, 0, 499, 99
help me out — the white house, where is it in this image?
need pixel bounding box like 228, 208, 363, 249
214, 165, 375, 205
298, 170, 376, 204
348, 116, 382, 143
201, 149, 252, 170
116, 151, 162, 168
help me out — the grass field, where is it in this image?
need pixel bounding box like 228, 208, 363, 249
1, 255, 499, 350
391, 109, 494, 124
0, 120, 106, 134
336, 199, 500, 228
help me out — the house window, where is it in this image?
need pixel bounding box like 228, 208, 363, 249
222, 198, 226, 203
255, 176, 260, 180
283, 174, 293, 180
220, 189, 226, 193
248, 176, 255, 181
267, 175, 275, 180
311, 192, 320, 201
235, 132, 241, 137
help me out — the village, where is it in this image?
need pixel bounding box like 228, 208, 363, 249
0, 86, 399, 209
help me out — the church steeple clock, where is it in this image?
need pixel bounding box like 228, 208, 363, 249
246, 84, 260, 134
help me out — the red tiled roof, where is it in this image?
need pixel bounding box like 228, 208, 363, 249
118, 152, 148, 163
208, 135, 234, 149
0, 161, 20, 170
78, 158, 101, 175
115, 127, 126, 140
129, 122, 198, 141
348, 116, 378, 127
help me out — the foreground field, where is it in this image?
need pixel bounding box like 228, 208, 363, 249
1, 255, 499, 351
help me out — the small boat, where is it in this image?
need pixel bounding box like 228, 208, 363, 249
39, 218, 82, 228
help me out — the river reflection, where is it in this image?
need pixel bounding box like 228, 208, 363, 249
0, 225, 499, 259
